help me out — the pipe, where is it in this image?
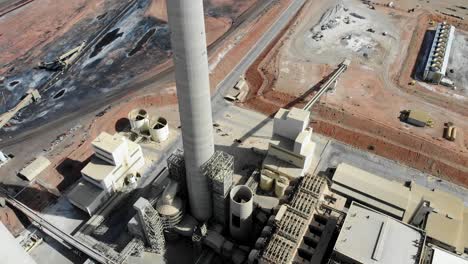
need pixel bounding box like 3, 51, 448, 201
167, 0, 215, 221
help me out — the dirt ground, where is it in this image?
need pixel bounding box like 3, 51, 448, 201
242, 0, 468, 186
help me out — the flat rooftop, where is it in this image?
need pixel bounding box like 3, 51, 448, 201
430, 246, 468, 264
67, 180, 107, 211
334, 202, 424, 264
331, 163, 410, 218
81, 156, 116, 181
19, 156, 51, 181
92, 132, 125, 154
408, 110, 430, 123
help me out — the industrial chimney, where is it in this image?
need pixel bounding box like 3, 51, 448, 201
167, 0, 214, 221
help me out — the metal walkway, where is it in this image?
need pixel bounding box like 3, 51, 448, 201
0, 188, 117, 264
303, 59, 351, 111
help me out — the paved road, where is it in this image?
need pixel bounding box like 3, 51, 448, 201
212, 0, 307, 115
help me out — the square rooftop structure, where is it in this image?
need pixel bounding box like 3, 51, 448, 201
82, 132, 144, 190
265, 130, 315, 179
273, 108, 310, 140
407, 110, 430, 127
333, 202, 424, 264
264, 108, 315, 179
92, 132, 128, 166
81, 156, 123, 191
67, 180, 111, 215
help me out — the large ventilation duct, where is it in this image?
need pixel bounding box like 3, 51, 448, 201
167, 0, 215, 221
230, 185, 254, 242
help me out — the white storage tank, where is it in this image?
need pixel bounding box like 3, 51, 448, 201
275, 176, 289, 198
150, 117, 169, 142
259, 174, 274, 191
128, 109, 149, 132
230, 185, 253, 242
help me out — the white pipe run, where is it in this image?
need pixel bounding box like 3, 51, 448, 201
167, 0, 215, 221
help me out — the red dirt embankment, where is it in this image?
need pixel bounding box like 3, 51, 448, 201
312, 105, 468, 185
209, 0, 293, 90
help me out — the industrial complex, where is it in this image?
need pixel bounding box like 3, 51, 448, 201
0, 0, 467, 264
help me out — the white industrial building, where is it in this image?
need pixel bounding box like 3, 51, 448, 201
331, 163, 468, 254
68, 132, 144, 215
333, 202, 425, 264
423, 22, 455, 84
262, 107, 316, 181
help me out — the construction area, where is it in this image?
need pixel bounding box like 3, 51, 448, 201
0, 0, 467, 264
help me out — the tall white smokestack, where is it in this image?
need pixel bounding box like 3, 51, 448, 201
167, 0, 214, 221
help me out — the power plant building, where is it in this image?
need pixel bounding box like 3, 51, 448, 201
423, 22, 455, 84
331, 163, 468, 254
68, 132, 145, 215
332, 202, 425, 264
262, 108, 316, 181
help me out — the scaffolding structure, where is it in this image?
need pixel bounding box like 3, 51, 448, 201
141, 205, 166, 255
167, 150, 186, 194
202, 151, 234, 225
134, 197, 166, 257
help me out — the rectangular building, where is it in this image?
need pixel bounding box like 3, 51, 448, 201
331, 163, 468, 254
333, 202, 425, 264
423, 22, 455, 84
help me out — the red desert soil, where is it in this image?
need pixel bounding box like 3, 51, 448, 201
146, 0, 167, 21
0, 0, 108, 69
241, 2, 468, 186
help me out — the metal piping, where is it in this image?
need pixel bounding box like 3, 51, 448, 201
167, 0, 214, 221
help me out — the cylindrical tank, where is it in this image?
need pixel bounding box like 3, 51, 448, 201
248, 250, 260, 264
275, 176, 289, 198
450, 127, 457, 141
260, 226, 273, 237
259, 174, 274, 191
255, 237, 266, 249
128, 109, 149, 132
230, 185, 253, 242
444, 126, 453, 140
156, 181, 184, 229
167, 0, 215, 221
150, 117, 169, 142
